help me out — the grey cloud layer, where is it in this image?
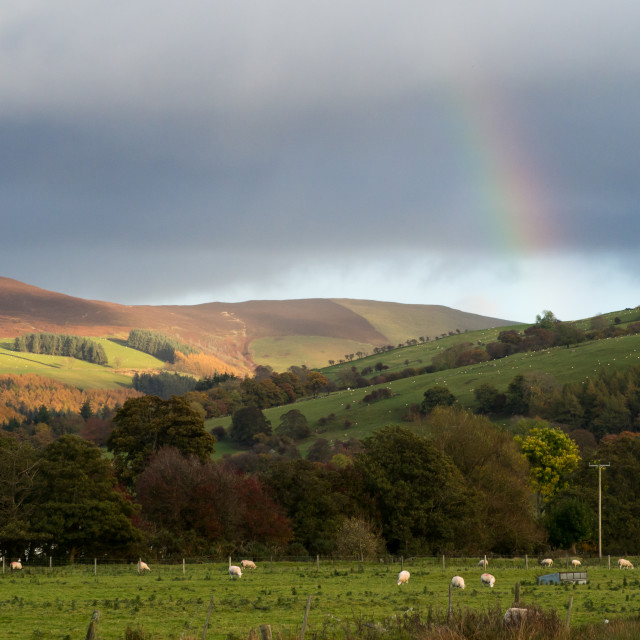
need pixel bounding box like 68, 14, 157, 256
1, 1, 639, 314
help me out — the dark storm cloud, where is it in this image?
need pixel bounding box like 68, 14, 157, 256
1, 1, 639, 318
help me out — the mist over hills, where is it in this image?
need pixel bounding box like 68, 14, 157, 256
0, 277, 517, 372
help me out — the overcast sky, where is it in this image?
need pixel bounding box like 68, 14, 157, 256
1, 1, 638, 323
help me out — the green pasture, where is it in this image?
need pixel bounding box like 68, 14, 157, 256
250, 336, 375, 372
0, 338, 165, 390
208, 332, 640, 455
1, 558, 638, 639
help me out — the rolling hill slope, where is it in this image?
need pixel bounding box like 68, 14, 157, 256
0, 277, 517, 372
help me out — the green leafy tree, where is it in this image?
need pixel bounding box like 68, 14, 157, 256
30, 435, 140, 561
276, 409, 310, 441
516, 424, 581, 517
544, 494, 595, 552
420, 386, 456, 414
107, 395, 216, 490
355, 425, 480, 554
229, 406, 272, 447
0, 434, 41, 559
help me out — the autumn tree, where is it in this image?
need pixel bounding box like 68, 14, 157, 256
515, 423, 581, 518
334, 517, 384, 560
107, 395, 216, 490
304, 371, 329, 398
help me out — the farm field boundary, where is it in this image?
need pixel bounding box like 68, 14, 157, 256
2, 558, 640, 639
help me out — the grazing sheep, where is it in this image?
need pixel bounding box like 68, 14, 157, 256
451, 576, 465, 590
480, 573, 495, 588
229, 565, 243, 579
139, 560, 151, 572
619, 558, 634, 569
540, 558, 553, 567
397, 570, 410, 585
10, 561, 22, 571
241, 559, 257, 569
503, 608, 528, 626
477, 558, 488, 568
571, 559, 581, 567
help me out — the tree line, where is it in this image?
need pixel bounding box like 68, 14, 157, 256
126, 329, 199, 363
13, 333, 108, 365
3, 393, 640, 563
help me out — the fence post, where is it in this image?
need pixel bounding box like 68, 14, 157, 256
442, 554, 445, 570
183, 558, 186, 576
201, 594, 214, 640
608, 555, 611, 570
300, 596, 312, 640
94, 558, 97, 576
448, 583, 452, 620
50, 556, 52, 570
316, 554, 319, 571
260, 624, 272, 640
525, 554, 528, 570
566, 596, 573, 627
2, 557, 4, 574
85, 610, 100, 640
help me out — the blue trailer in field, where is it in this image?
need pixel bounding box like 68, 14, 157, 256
537, 571, 588, 585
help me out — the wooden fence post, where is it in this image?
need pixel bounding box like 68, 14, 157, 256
442, 554, 445, 570
94, 558, 97, 576
566, 596, 573, 627
85, 610, 100, 640
299, 596, 312, 640
525, 554, 528, 570
316, 554, 319, 571
260, 624, 272, 640
447, 583, 452, 621
183, 558, 186, 576
201, 595, 214, 640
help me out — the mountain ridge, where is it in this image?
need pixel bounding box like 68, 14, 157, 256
0, 277, 518, 371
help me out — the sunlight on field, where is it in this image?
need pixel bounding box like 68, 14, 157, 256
2, 558, 638, 639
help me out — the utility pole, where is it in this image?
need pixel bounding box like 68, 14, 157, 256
589, 462, 610, 559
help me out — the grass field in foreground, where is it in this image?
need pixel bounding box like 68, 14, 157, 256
2, 558, 639, 639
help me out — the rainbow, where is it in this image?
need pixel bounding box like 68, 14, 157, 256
445, 78, 555, 254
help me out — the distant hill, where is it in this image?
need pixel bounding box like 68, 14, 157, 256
0, 277, 517, 372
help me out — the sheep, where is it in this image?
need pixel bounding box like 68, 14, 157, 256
397, 570, 410, 585
138, 560, 151, 572
10, 561, 22, 571
571, 559, 581, 567
477, 558, 488, 568
241, 559, 257, 569
451, 576, 465, 590
503, 608, 528, 626
229, 565, 243, 579
540, 558, 553, 567
480, 573, 495, 588
618, 558, 634, 569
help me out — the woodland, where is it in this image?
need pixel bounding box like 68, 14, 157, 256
1, 310, 640, 564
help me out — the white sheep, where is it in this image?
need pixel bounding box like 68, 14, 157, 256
571, 559, 581, 567
618, 558, 634, 569
241, 559, 257, 569
503, 608, 528, 626
10, 561, 22, 571
397, 570, 410, 585
138, 560, 151, 572
229, 565, 243, 579
477, 558, 488, 568
540, 558, 553, 567
451, 576, 465, 589
480, 573, 495, 588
